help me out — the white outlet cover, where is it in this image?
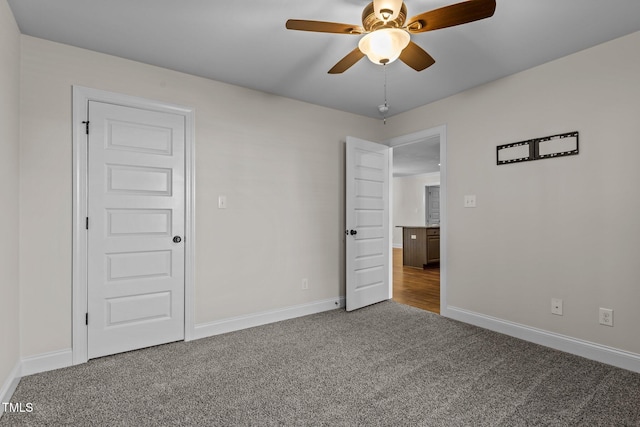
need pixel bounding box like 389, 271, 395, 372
464, 195, 477, 208
599, 308, 613, 326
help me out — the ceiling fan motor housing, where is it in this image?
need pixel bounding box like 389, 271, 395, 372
286, 0, 497, 74
362, 2, 407, 31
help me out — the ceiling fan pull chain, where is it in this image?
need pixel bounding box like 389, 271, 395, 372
382, 63, 389, 124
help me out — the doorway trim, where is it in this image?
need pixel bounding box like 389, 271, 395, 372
386, 125, 448, 315
71, 86, 196, 364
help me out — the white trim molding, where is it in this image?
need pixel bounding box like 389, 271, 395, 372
10, 298, 343, 382
193, 297, 345, 340
446, 306, 640, 374
21, 349, 73, 377
0, 362, 21, 412
72, 86, 196, 363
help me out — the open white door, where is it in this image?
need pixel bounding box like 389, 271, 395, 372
345, 136, 391, 311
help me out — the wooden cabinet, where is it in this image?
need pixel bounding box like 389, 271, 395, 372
402, 228, 426, 268
401, 226, 440, 268
426, 228, 440, 264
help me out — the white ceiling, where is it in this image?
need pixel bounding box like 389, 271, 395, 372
7, 0, 640, 119
393, 136, 440, 176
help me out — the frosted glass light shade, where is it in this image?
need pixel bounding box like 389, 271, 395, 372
373, 0, 404, 22
358, 28, 410, 65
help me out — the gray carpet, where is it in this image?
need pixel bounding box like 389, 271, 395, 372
2, 301, 639, 426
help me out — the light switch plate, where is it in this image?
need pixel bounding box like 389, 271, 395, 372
218, 195, 227, 209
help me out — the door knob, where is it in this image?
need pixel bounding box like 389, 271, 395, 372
350, 230, 357, 235
173, 236, 182, 243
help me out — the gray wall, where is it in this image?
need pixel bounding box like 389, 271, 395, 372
384, 31, 640, 354
0, 0, 21, 399
18, 35, 383, 357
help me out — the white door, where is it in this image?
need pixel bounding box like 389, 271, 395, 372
87, 101, 185, 359
426, 185, 440, 224
345, 136, 391, 311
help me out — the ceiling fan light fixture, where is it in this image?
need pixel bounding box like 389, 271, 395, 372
358, 28, 410, 65
372, 0, 403, 22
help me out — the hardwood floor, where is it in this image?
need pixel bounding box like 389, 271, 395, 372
392, 248, 440, 314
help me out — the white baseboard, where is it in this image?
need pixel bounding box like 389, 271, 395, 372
16, 299, 345, 378
21, 349, 73, 377
392, 244, 403, 249
192, 297, 345, 341
0, 361, 21, 414
446, 306, 640, 373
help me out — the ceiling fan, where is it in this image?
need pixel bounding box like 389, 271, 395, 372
286, 0, 496, 74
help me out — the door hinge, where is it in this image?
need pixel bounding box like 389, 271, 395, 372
85, 217, 89, 230
82, 120, 89, 135
85, 313, 89, 325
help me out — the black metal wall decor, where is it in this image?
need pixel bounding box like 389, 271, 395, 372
497, 131, 579, 165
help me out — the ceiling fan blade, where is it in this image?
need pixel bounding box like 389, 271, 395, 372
286, 19, 365, 35
405, 0, 496, 33
328, 48, 366, 74
399, 42, 436, 71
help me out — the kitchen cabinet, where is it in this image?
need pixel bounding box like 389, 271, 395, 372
399, 226, 440, 268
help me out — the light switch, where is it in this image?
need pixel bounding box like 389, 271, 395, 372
218, 195, 227, 209
411, 234, 417, 240
464, 195, 476, 208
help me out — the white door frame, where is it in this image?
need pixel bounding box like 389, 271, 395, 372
72, 86, 196, 364
386, 125, 448, 315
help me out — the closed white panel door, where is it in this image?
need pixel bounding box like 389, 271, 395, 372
345, 137, 390, 311
427, 185, 440, 224
87, 101, 185, 359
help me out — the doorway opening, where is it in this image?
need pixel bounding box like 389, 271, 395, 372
388, 126, 446, 315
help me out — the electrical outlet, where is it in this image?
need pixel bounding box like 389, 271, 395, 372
599, 308, 613, 326
464, 195, 477, 208
551, 298, 563, 315
302, 278, 309, 290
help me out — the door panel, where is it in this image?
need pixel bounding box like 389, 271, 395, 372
346, 137, 390, 311
106, 250, 172, 281
107, 209, 172, 236
107, 121, 174, 154
426, 185, 440, 224
107, 164, 172, 195
87, 101, 185, 359
106, 291, 172, 326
